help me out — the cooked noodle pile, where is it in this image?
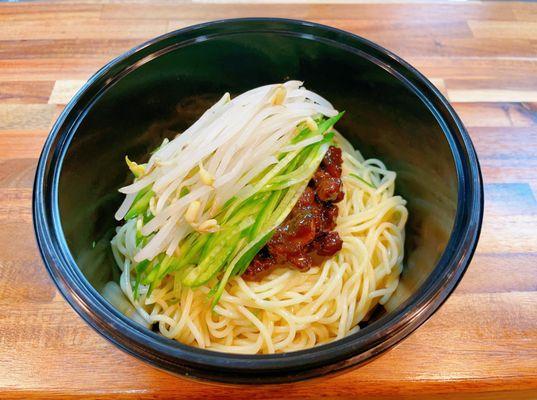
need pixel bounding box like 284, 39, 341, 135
107, 135, 407, 354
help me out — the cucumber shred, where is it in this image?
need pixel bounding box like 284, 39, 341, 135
127, 112, 344, 305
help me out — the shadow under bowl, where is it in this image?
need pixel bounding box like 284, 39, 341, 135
33, 18, 483, 384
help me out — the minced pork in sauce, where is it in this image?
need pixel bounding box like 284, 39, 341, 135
244, 146, 345, 280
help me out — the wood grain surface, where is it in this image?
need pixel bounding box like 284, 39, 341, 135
0, 1, 536, 399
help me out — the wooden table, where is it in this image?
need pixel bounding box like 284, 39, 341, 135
1, 1, 536, 398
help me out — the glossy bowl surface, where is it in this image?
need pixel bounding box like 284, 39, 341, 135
33, 18, 483, 384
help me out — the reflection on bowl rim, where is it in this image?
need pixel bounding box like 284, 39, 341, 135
33, 18, 483, 384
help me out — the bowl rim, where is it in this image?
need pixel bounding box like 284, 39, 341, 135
33, 17, 483, 384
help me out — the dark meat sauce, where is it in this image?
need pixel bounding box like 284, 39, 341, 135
244, 146, 344, 281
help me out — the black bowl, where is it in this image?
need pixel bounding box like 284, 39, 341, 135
33, 18, 483, 384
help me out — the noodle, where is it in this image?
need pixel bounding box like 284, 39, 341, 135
108, 134, 408, 354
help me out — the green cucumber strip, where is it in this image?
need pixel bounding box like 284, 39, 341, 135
141, 254, 164, 285
143, 210, 154, 224
317, 112, 344, 134
240, 149, 303, 198
283, 149, 306, 173
234, 230, 275, 276
323, 131, 335, 143
267, 179, 310, 229
196, 228, 224, 263
133, 280, 140, 300
277, 127, 315, 159
219, 195, 237, 215
146, 280, 156, 299
350, 173, 376, 189
269, 145, 318, 183
135, 227, 144, 247
261, 150, 323, 191
196, 211, 256, 263
261, 130, 335, 191
166, 233, 210, 273
193, 243, 236, 286
135, 259, 150, 275
140, 233, 154, 248
191, 229, 249, 287
282, 112, 336, 149
125, 186, 153, 220
223, 192, 267, 225
188, 235, 237, 282
145, 255, 175, 283
210, 230, 274, 307
249, 189, 283, 240
289, 126, 313, 144
133, 259, 150, 299
158, 255, 186, 281
181, 231, 241, 287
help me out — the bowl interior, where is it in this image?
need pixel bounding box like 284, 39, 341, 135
57, 28, 457, 335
